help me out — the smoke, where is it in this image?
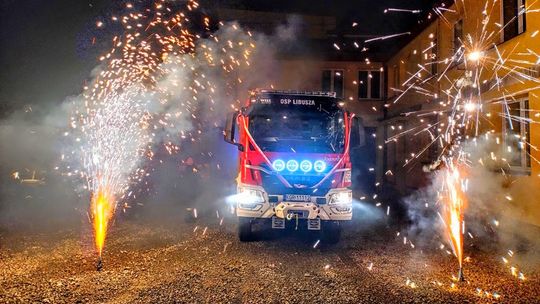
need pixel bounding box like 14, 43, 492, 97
0, 11, 306, 230
401, 135, 540, 265
0, 101, 85, 230
275, 15, 303, 42
133, 18, 307, 221
463, 137, 540, 265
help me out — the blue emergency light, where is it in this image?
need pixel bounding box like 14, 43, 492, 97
272, 159, 327, 173
286, 160, 299, 172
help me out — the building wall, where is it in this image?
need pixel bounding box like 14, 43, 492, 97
381, 0, 540, 225
216, 9, 336, 39
276, 59, 385, 127
216, 9, 386, 128
383, 19, 442, 192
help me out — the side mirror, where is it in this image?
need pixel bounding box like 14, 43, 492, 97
224, 111, 244, 151
350, 116, 366, 148
224, 111, 237, 144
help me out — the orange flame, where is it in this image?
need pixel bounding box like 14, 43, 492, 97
442, 163, 466, 267
91, 188, 115, 256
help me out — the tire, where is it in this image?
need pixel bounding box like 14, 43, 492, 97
238, 217, 253, 242
322, 221, 341, 244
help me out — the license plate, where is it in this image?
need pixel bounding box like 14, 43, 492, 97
285, 194, 311, 202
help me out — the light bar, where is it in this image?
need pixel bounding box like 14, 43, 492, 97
300, 160, 312, 172
314, 160, 327, 173
272, 159, 327, 173
255, 89, 336, 98
286, 160, 299, 172
272, 159, 285, 172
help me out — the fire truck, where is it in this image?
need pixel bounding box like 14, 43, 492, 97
224, 90, 364, 243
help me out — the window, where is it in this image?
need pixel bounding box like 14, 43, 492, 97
392, 65, 400, 96
358, 71, 368, 98
453, 19, 463, 58
358, 70, 383, 100
503, 98, 531, 171
384, 125, 396, 183
502, 0, 526, 42
321, 69, 344, 98
431, 37, 438, 76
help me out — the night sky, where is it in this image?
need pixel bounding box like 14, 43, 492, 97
0, 0, 438, 113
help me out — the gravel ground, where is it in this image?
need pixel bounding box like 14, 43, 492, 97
0, 214, 539, 304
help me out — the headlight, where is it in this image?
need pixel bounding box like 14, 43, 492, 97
328, 191, 352, 205
238, 187, 265, 204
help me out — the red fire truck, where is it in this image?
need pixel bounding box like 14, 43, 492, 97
224, 90, 364, 243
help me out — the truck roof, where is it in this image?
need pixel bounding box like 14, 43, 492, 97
246, 89, 341, 111
251, 89, 337, 98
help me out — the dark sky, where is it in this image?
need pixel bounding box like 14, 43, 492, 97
0, 0, 111, 113
0, 0, 439, 113
233, 0, 438, 34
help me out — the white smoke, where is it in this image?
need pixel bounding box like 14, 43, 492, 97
0, 15, 305, 227
401, 135, 540, 265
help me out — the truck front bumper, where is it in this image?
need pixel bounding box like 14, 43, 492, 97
234, 185, 352, 221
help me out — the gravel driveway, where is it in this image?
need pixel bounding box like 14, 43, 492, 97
1, 212, 539, 304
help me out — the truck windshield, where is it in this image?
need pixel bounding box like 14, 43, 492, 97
248, 107, 345, 153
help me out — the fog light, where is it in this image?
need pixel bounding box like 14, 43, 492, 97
334, 207, 352, 213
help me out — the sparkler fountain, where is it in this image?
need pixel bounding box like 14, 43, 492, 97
379, 0, 540, 283
67, 0, 259, 269
441, 161, 466, 282
82, 85, 151, 270
92, 187, 115, 271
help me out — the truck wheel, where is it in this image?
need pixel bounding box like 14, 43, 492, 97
322, 221, 341, 244
238, 217, 253, 242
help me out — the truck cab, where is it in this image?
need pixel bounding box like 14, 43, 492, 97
224, 90, 364, 243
